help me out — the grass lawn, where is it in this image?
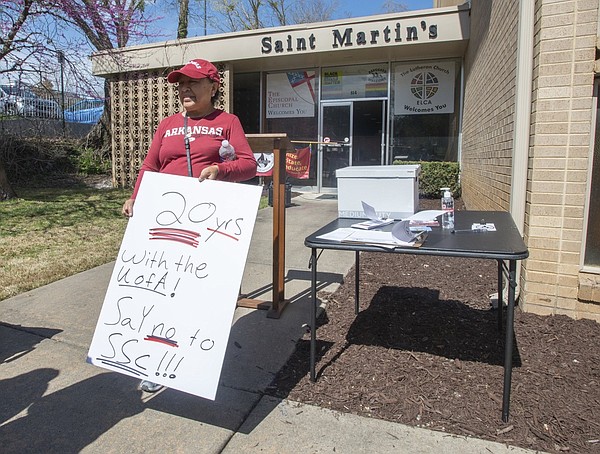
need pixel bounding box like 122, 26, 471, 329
0, 185, 131, 300
0, 181, 269, 301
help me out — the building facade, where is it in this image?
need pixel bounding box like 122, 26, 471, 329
92, 0, 600, 321
93, 5, 470, 190
460, 0, 600, 321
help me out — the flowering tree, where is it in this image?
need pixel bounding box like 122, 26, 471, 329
50, 1, 162, 156
0, 0, 59, 81
0, 0, 160, 199
52, 0, 156, 50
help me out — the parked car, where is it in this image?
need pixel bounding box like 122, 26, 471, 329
63, 98, 104, 124
0, 84, 61, 118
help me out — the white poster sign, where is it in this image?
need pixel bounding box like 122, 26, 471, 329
266, 71, 316, 118
87, 172, 262, 400
394, 61, 455, 115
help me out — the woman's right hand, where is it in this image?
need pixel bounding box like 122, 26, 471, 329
122, 199, 135, 217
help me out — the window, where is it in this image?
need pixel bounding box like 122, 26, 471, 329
265, 69, 318, 138
584, 80, 600, 268
390, 59, 461, 162
233, 72, 261, 134
264, 69, 319, 186
321, 63, 388, 101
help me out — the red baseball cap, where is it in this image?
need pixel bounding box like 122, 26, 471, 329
167, 59, 220, 83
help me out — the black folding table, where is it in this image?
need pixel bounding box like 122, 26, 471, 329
304, 211, 528, 422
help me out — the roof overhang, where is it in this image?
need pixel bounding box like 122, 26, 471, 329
92, 5, 470, 77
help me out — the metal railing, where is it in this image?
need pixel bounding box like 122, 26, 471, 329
0, 85, 104, 124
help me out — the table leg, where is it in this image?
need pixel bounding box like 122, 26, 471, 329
497, 260, 503, 332
310, 248, 317, 382
355, 251, 360, 315
502, 260, 517, 422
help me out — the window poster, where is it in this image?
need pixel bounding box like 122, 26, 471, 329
322, 70, 344, 98
393, 61, 455, 115
254, 146, 311, 179
254, 152, 275, 176
87, 172, 262, 400
266, 71, 316, 118
322, 65, 388, 100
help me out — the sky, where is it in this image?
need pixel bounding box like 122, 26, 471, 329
334, 0, 434, 19
0, 0, 434, 91
148, 0, 435, 39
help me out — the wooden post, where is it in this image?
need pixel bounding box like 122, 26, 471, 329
237, 133, 289, 319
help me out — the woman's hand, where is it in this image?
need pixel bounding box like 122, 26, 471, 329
122, 199, 135, 217
199, 165, 219, 181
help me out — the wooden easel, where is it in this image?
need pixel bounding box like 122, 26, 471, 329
237, 133, 290, 319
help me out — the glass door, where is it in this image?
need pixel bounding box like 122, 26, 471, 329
319, 102, 352, 190
352, 100, 386, 166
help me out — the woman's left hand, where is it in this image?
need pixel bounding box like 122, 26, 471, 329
199, 165, 219, 181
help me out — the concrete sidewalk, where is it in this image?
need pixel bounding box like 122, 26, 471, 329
0, 193, 538, 453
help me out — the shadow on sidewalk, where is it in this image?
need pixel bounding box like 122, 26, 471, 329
0, 323, 62, 363
0, 371, 146, 452
0, 267, 345, 449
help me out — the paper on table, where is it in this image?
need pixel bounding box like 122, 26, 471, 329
316, 228, 356, 242
350, 201, 394, 229
392, 220, 423, 243
316, 223, 423, 248
362, 201, 383, 221
351, 219, 394, 230
472, 223, 496, 232
405, 210, 445, 221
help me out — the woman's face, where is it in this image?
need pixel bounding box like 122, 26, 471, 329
177, 75, 218, 116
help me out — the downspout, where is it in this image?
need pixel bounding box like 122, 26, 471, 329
509, 0, 535, 300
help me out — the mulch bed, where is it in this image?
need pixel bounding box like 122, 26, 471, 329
270, 199, 600, 453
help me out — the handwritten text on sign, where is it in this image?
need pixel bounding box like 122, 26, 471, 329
87, 173, 262, 400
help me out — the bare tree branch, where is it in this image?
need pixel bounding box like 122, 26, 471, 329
209, 0, 339, 32
289, 0, 339, 24
381, 0, 408, 14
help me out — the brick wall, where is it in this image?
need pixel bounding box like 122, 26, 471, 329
460, 0, 519, 212
462, 0, 600, 322
525, 0, 599, 321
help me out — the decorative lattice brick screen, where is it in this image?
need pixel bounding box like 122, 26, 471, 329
111, 63, 230, 189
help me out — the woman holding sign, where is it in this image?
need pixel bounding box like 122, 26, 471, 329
122, 59, 257, 392
122, 58, 257, 217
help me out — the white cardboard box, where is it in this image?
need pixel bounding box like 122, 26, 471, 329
336, 165, 420, 219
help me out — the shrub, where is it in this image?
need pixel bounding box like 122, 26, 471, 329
72, 147, 111, 175
393, 160, 460, 198
0, 135, 77, 183
0, 133, 112, 184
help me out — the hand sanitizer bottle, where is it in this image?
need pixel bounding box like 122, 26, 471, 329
219, 140, 236, 161
441, 187, 454, 229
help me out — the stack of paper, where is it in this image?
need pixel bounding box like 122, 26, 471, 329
392, 220, 424, 243
405, 210, 445, 227
351, 201, 394, 230
351, 219, 394, 230
317, 220, 425, 249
